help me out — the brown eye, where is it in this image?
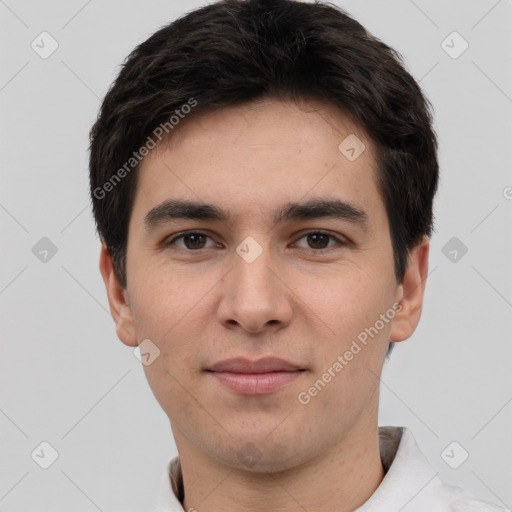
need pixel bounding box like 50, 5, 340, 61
182, 233, 207, 249
306, 232, 331, 249
293, 230, 346, 252
167, 231, 215, 250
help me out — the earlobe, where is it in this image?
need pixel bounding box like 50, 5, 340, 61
99, 243, 138, 347
389, 236, 430, 343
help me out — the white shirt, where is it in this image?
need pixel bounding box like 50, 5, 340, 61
154, 426, 509, 512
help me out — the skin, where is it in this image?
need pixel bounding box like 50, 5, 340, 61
100, 97, 429, 511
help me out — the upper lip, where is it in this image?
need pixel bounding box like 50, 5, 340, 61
207, 357, 304, 374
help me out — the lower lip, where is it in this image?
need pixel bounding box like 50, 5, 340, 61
209, 371, 304, 395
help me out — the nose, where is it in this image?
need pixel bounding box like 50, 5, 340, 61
217, 244, 293, 334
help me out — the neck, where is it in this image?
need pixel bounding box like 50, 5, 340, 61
173, 422, 385, 512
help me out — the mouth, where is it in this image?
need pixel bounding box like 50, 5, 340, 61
206, 356, 305, 373
205, 357, 306, 395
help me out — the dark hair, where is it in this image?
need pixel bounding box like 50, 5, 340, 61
89, 0, 439, 355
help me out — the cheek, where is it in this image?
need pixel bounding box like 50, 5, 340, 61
300, 273, 396, 384
298, 266, 390, 329
127, 257, 208, 335
128, 267, 213, 376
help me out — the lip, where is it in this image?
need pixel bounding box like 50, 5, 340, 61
206, 357, 306, 395
207, 357, 303, 373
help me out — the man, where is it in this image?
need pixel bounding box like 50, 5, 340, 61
89, 1, 508, 510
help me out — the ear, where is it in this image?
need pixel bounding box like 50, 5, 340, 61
99, 243, 138, 347
389, 235, 430, 343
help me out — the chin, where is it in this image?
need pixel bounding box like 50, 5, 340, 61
210, 434, 314, 474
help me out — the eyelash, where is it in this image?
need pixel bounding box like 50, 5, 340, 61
165, 230, 347, 253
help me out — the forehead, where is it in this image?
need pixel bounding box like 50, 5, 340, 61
131, 97, 384, 228
164, 97, 368, 156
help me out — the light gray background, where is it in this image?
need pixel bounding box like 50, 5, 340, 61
1, 0, 511, 510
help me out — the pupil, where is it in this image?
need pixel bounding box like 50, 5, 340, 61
308, 233, 328, 249
185, 234, 205, 249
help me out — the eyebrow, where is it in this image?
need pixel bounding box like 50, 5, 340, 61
144, 198, 370, 232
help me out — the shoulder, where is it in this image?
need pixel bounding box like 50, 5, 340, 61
442, 481, 510, 512
373, 427, 509, 512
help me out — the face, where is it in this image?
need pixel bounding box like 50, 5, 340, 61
101, 97, 428, 472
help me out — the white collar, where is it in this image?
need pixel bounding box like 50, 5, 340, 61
154, 426, 508, 512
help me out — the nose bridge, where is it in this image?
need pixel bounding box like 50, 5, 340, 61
235, 243, 275, 295
232, 237, 279, 305
217, 236, 292, 332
